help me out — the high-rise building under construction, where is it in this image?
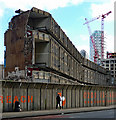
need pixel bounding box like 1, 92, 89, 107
90, 30, 103, 64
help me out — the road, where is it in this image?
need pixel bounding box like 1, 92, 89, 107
2, 109, 116, 120
63, 109, 116, 119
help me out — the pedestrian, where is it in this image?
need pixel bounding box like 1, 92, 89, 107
14, 101, 21, 112
56, 94, 61, 109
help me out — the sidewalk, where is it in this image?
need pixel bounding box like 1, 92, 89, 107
2, 105, 116, 119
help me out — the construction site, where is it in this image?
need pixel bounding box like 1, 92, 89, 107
84, 11, 112, 64
4, 7, 112, 86
0, 7, 115, 113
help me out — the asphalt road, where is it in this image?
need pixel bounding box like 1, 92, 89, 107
63, 109, 116, 119
2, 109, 116, 120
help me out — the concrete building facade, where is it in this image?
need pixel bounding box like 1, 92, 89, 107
4, 7, 111, 86
101, 52, 116, 85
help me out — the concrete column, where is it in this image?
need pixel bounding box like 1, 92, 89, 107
46, 84, 54, 110
22, 84, 28, 111
33, 84, 42, 110
97, 89, 100, 106
106, 90, 109, 106
114, 89, 116, 105
87, 88, 91, 107
75, 86, 80, 108
71, 86, 76, 108
40, 84, 46, 110
109, 89, 112, 105
12, 83, 22, 112
46, 89, 50, 109
62, 85, 68, 109
99, 89, 101, 106
93, 88, 97, 106
112, 90, 114, 105
90, 88, 94, 107
67, 85, 72, 108
2, 87, 8, 112
28, 84, 34, 111
8, 87, 13, 111
102, 89, 105, 106
83, 87, 88, 107
49, 88, 53, 109
99, 89, 102, 106
52, 85, 57, 109
80, 86, 84, 107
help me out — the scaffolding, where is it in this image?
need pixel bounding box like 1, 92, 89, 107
90, 30, 103, 64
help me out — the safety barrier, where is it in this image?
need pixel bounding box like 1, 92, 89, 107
0, 81, 115, 112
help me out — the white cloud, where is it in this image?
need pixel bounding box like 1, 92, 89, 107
105, 34, 114, 53
0, 58, 4, 64
0, 0, 32, 10
0, 8, 3, 17
0, 0, 84, 14
83, 0, 113, 3
79, 34, 88, 41
91, 1, 114, 22
75, 34, 90, 56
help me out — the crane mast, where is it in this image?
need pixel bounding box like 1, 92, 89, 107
84, 18, 99, 63
84, 11, 112, 64
101, 11, 112, 59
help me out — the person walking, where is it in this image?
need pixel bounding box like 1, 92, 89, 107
56, 94, 61, 109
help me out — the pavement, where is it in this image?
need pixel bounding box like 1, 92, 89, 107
2, 105, 116, 119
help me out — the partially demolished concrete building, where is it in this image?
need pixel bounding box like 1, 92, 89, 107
4, 7, 111, 85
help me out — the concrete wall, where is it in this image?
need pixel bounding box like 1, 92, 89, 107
4, 12, 31, 77
1, 81, 116, 112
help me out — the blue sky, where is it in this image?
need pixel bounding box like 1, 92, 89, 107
0, 0, 114, 64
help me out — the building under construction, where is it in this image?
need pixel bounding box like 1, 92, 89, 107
90, 30, 103, 64
84, 11, 111, 64
4, 7, 111, 86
